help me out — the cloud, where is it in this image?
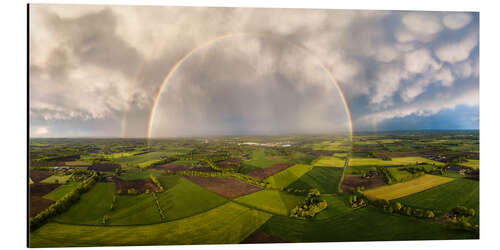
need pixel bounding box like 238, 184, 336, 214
28, 5, 479, 137
442, 13, 472, 30
395, 12, 443, 43
404, 48, 440, 74
32, 126, 49, 137
151, 36, 351, 137
370, 64, 407, 105
435, 31, 478, 63
402, 13, 443, 35
362, 82, 478, 124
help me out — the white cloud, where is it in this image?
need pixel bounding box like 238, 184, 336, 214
404, 49, 440, 74
402, 13, 443, 35
364, 85, 478, 123
371, 65, 408, 104
434, 67, 454, 87
442, 13, 472, 30
32, 126, 49, 137
435, 31, 478, 63
400, 66, 454, 102
375, 46, 400, 62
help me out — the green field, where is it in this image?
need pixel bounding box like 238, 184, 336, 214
286, 167, 344, 194
30, 202, 272, 247
265, 164, 314, 189
157, 176, 228, 220
41, 174, 72, 184
313, 156, 346, 167
349, 157, 444, 167
29, 133, 480, 246
53, 183, 115, 225
243, 150, 288, 169
396, 178, 479, 224
43, 182, 81, 201
259, 206, 476, 242
238, 163, 261, 174
345, 165, 377, 175
114, 152, 173, 166
386, 167, 419, 182
108, 194, 162, 225
118, 169, 165, 180
459, 159, 479, 169
313, 195, 353, 220
364, 175, 453, 200
234, 190, 303, 216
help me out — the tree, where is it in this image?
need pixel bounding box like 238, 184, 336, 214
468, 208, 476, 217
425, 210, 435, 218
393, 202, 403, 212
405, 207, 413, 216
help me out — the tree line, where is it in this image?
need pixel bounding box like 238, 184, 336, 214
30, 171, 98, 231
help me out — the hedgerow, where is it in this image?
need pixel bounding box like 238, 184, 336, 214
150, 174, 164, 192
29, 172, 98, 231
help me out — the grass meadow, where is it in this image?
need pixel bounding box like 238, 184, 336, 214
30, 202, 272, 247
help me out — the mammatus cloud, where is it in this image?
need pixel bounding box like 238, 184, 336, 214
29, 5, 479, 137
442, 13, 472, 30
435, 31, 479, 63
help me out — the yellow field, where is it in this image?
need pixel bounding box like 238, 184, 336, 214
459, 159, 479, 169
65, 160, 91, 166
364, 174, 453, 200
349, 156, 445, 167
313, 156, 346, 167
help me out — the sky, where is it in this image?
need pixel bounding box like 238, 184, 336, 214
29, 4, 479, 138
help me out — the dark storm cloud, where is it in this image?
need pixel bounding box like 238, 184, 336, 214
29, 5, 479, 137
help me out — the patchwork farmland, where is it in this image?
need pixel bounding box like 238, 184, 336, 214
29, 132, 479, 247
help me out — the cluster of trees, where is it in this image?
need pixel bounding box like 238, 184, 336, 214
378, 166, 434, 185
152, 192, 167, 222
444, 206, 478, 233
401, 165, 441, 175
372, 199, 435, 219
177, 170, 268, 187
348, 194, 366, 208
446, 219, 479, 233
150, 174, 165, 192
290, 189, 328, 218
378, 167, 397, 185
451, 206, 476, 217
30, 171, 98, 231
69, 169, 94, 182
201, 159, 225, 172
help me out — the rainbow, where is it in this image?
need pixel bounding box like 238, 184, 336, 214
146, 32, 354, 144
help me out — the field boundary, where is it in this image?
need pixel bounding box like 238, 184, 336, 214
338, 153, 351, 192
